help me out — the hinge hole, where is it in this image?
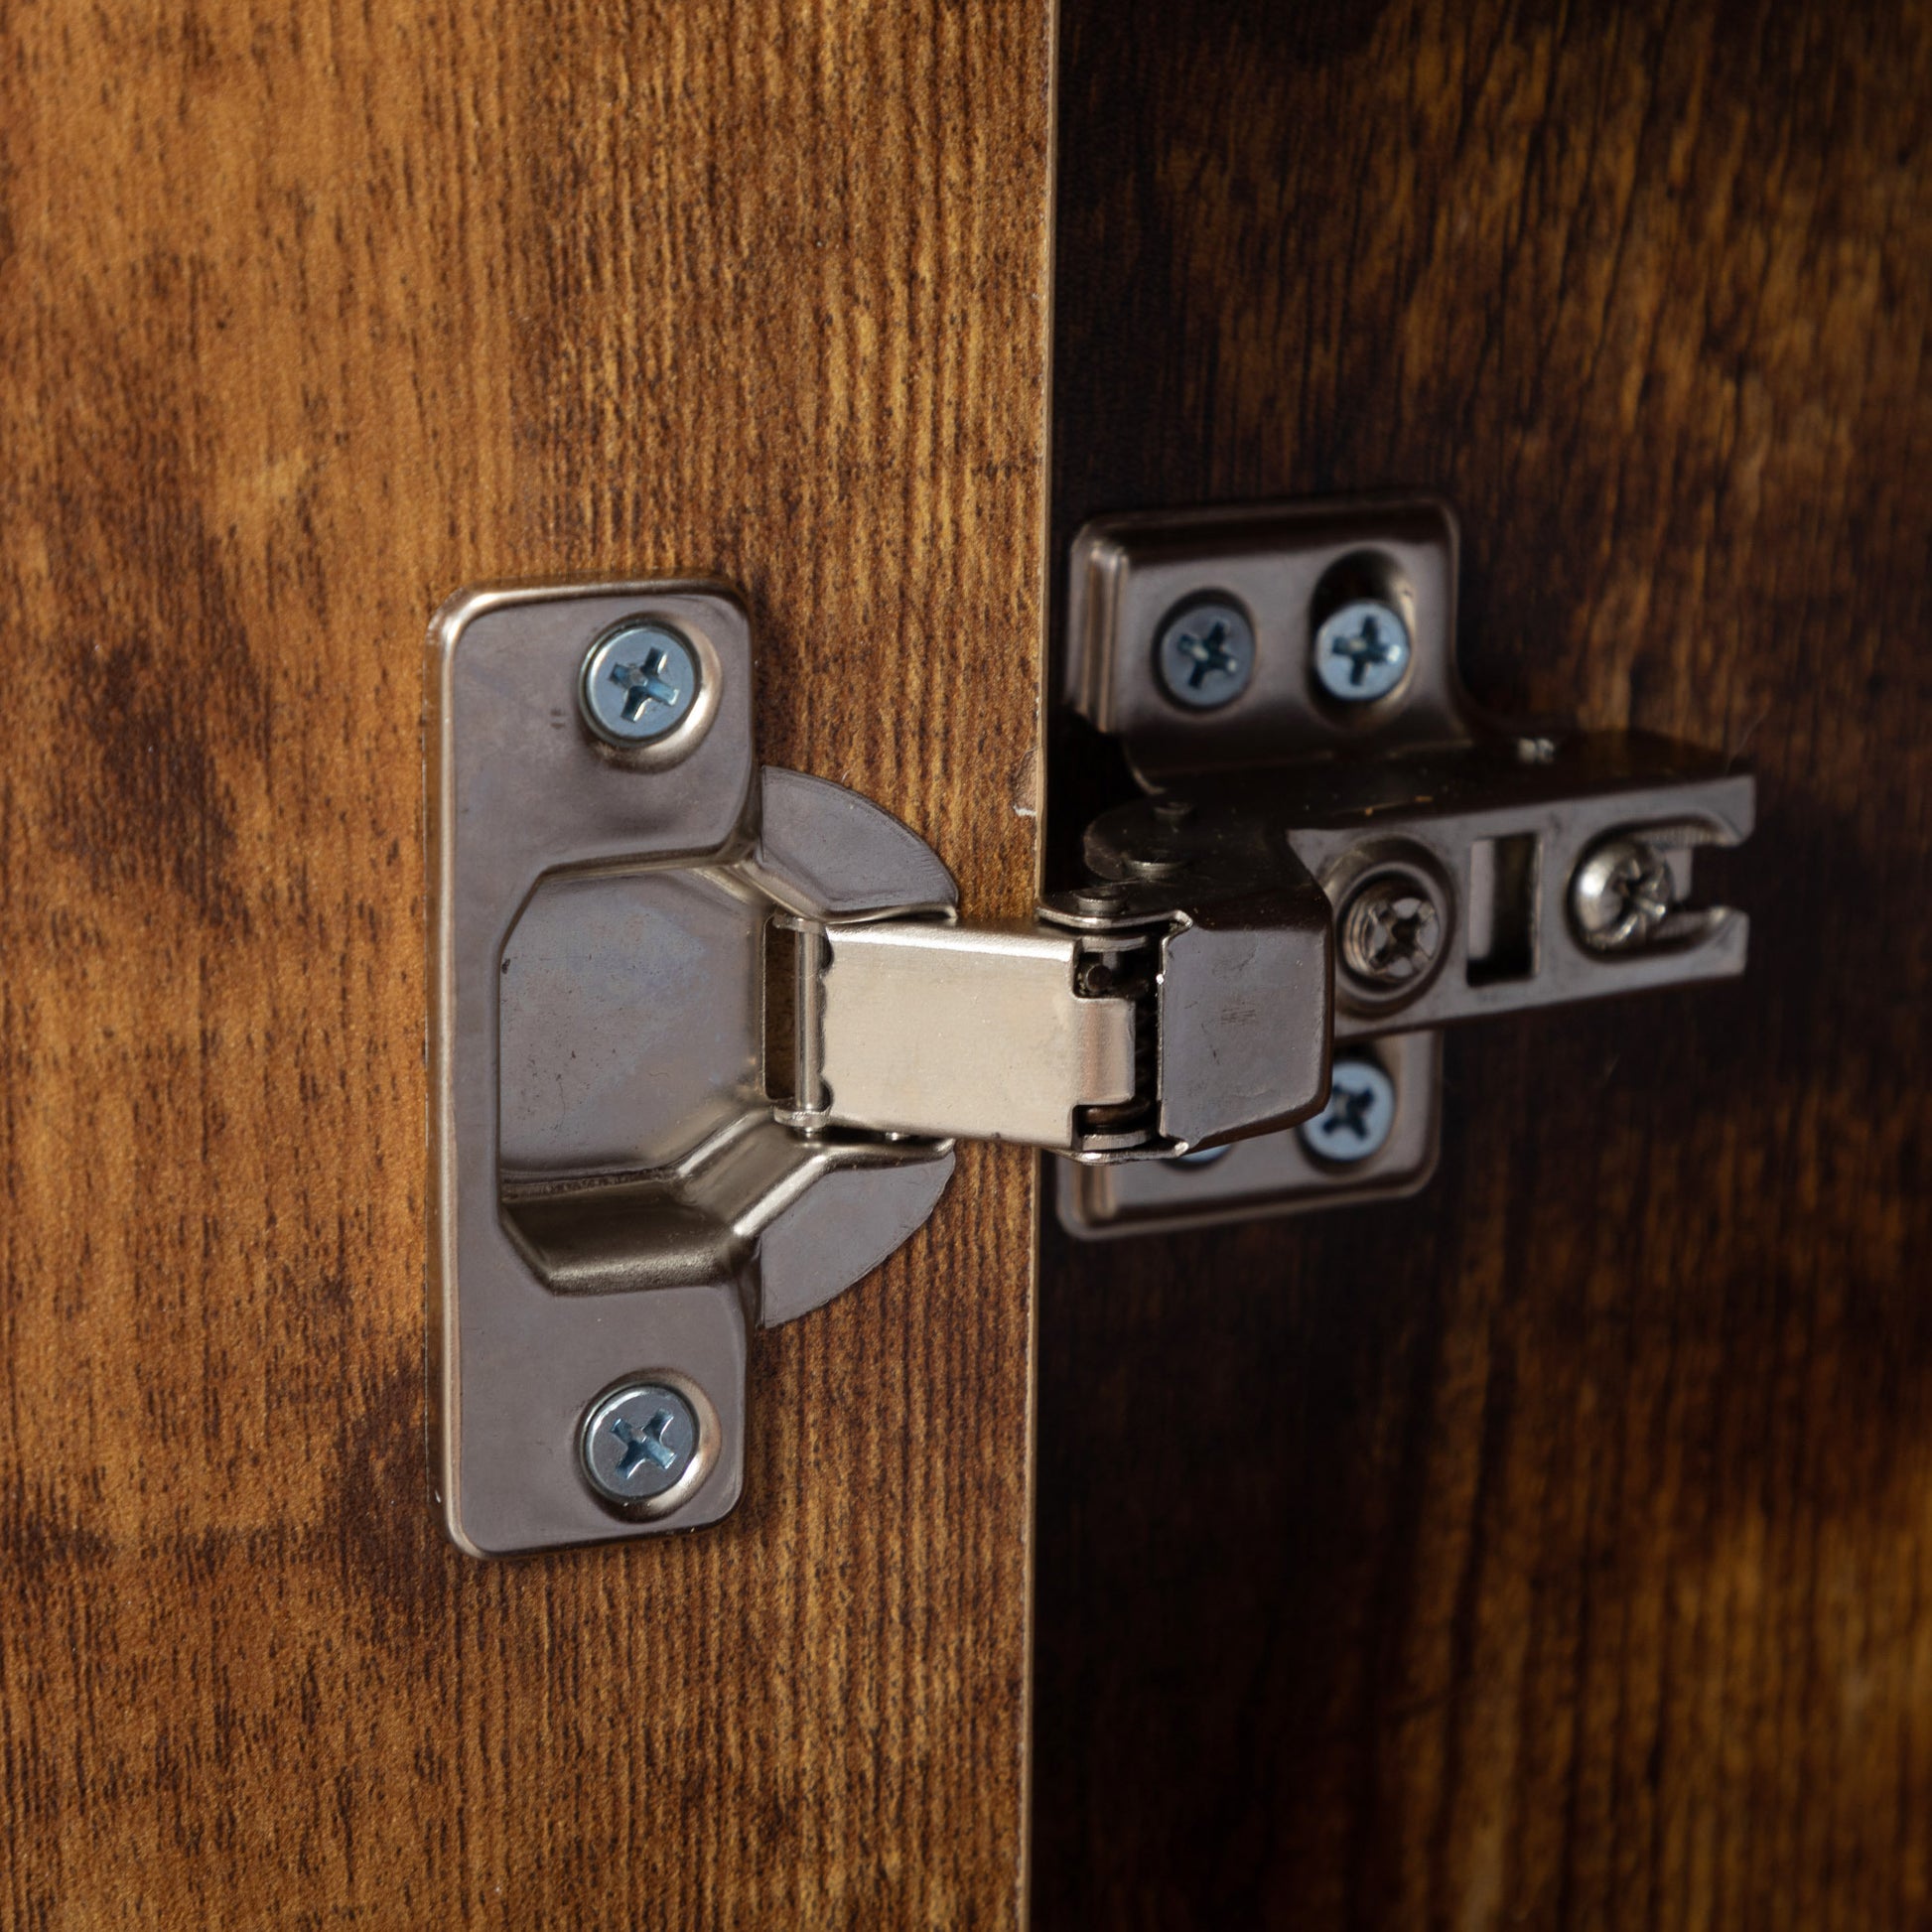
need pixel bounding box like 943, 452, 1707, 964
1466, 834, 1541, 986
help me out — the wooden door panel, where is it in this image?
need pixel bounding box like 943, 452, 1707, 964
1, 2, 1049, 1922
1035, 1, 1932, 1925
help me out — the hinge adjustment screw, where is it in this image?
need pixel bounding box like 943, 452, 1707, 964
1340, 877, 1444, 988
1571, 835, 1675, 951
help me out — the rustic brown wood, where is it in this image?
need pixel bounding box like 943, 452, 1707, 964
1035, 1, 1932, 1926
0, 1, 1051, 1921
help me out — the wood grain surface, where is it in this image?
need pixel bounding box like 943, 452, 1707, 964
0, 2, 1051, 1923
1034, 1, 1932, 1926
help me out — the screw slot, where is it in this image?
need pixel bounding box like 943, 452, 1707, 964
580, 620, 704, 748
1299, 1055, 1398, 1166
1155, 599, 1256, 711
580, 1378, 710, 1515
1311, 598, 1412, 704
1571, 834, 1676, 951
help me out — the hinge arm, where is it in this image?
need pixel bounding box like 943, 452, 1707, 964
791, 815, 1337, 1158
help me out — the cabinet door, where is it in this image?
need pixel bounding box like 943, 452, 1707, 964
0, 4, 1050, 1921
1035, 1, 1932, 1926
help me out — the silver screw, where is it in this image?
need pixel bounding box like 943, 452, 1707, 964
1312, 599, 1411, 702
1299, 1055, 1397, 1165
580, 621, 702, 745
1156, 600, 1256, 710
1571, 835, 1674, 951
580, 1382, 700, 1503
1340, 877, 1443, 989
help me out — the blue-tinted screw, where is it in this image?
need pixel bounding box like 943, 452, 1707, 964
581, 1382, 700, 1502
581, 621, 701, 745
1299, 1055, 1398, 1164
1312, 599, 1411, 702
1157, 600, 1256, 710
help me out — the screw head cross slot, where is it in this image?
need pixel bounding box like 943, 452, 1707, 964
1299, 1055, 1398, 1165
1156, 600, 1257, 710
1340, 876, 1445, 990
611, 648, 679, 723
1312, 598, 1413, 702
580, 621, 702, 745
581, 1382, 702, 1504
1571, 834, 1676, 952
612, 1408, 679, 1477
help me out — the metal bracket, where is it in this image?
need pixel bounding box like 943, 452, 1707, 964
429, 583, 964, 1555
427, 496, 1752, 1551
1051, 495, 1753, 1234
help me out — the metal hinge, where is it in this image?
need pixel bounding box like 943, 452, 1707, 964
1048, 496, 1751, 1233
427, 496, 1752, 1552
771, 840, 1332, 1161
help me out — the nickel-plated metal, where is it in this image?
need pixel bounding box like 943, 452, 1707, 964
810, 814, 1336, 1158
1299, 1055, 1397, 1164
1167, 1145, 1232, 1168
1570, 833, 1674, 951
1339, 873, 1444, 989
1036, 794, 1336, 1154
816, 920, 1138, 1149
429, 583, 959, 1557
1058, 1033, 1440, 1235
1054, 494, 1754, 1236
1078, 751, 1751, 1046
1155, 599, 1256, 710
432, 496, 1759, 1525
1312, 598, 1411, 702
1064, 497, 1460, 786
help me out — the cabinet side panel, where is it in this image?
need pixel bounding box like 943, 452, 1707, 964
0, 0, 1051, 1921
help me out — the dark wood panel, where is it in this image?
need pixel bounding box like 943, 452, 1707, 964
0, 1, 1050, 1921
1035, 2, 1932, 1925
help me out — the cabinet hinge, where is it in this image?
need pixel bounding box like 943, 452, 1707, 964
427, 496, 1752, 1550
